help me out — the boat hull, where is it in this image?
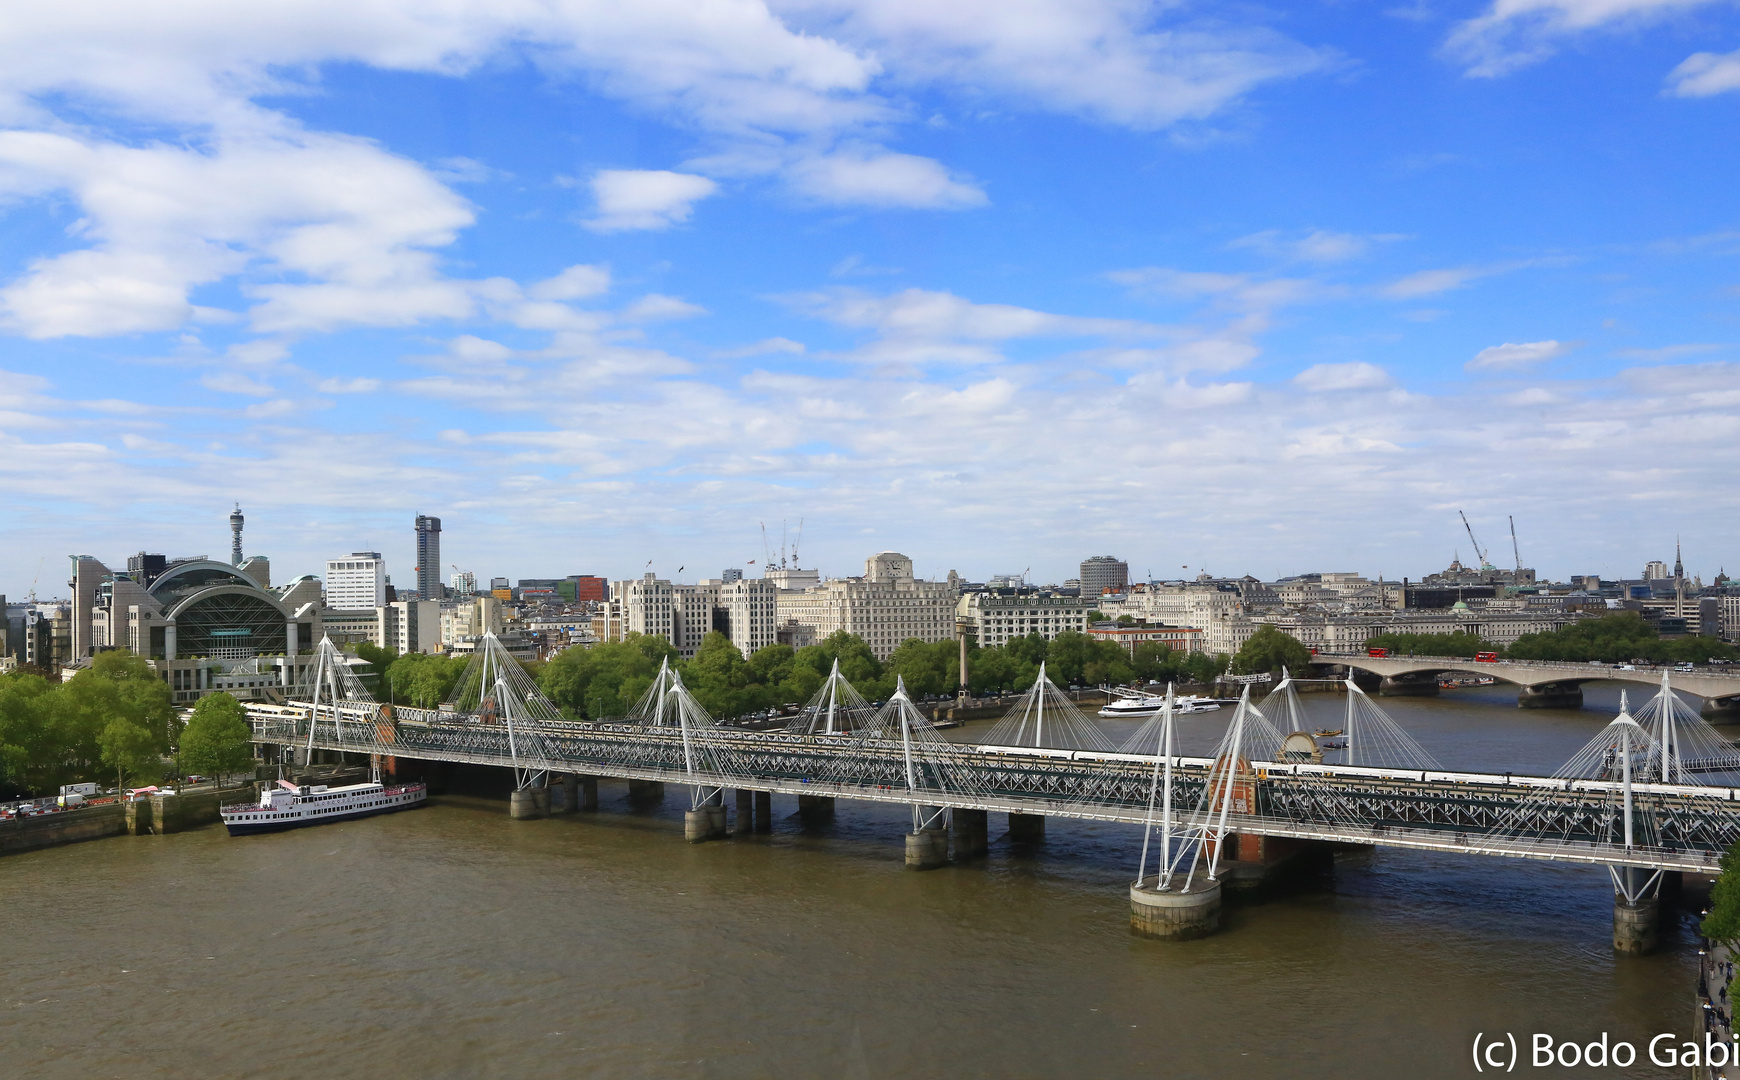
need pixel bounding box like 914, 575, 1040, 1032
223, 793, 426, 836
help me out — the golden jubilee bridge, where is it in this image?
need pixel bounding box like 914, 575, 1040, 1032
241, 635, 1740, 949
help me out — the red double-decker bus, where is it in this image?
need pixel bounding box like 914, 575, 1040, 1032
1474, 651, 1499, 663
1367, 647, 1390, 658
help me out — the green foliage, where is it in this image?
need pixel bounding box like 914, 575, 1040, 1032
1231, 625, 1314, 676
1128, 641, 1224, 686
180, 692, 255, 785
1704, 841, 1740, 946
1115, 614, 1135, 626
385, 653, 470, 708
352, 641, 399, 690
0, 649, 177, 795
1362, 630, 1500, 659
539, 633, 678, 720
1506, 612, 1740, 665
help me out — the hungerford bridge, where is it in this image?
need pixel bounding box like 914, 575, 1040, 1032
243, 635, 1740, 950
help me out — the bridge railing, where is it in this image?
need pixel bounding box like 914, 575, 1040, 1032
1314, 653, 1740, 681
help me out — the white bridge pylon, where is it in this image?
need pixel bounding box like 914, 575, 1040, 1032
447, 631, 564, 791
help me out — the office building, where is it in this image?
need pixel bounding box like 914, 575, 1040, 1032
956, 588, 1097, 649
774, 552, 960, 662
607, 574, 777, 658
414, 515, 444, 600
325, 552, 386, 610
1079, 556, 1129, 598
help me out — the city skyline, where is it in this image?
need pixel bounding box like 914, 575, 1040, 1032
3, 2, 1740, 595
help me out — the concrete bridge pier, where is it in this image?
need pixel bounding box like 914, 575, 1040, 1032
577, 775, 598, 811
1378, 672, 1439, 697
734, 789, 754, 837
1008, 812, 1045, 843
1613, 896, 1661, 955
628, 779, 665, 802
753, 790, 772, 833
560, 774, 580, 813
952, 808, 989, 859
905, 825, 950, 870
1130, 877, 1221, 939
798, 794, 835, 824
509, 784, 548, 820
1704, 695, 1740, 723
685, 791, 727, 843
1519, 682, 1585, 709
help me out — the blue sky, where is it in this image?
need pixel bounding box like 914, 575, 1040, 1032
2, 0, 1739, 595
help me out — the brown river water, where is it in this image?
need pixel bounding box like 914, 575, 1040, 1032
0, 684, 1712, 1078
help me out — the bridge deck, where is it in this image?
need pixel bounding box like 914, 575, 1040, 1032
249, 703, 1738, 876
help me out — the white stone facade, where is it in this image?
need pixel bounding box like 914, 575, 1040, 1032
325, 552, 386, 610
956, 590, 1096, 648
775, 552, 959, 661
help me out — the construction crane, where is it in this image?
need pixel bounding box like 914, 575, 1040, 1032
790, 518, 804, 568
1508, 516, 1522, 574
760, 523, 774, 569
1458, 510, 1493, 570
27, 557, 43, 602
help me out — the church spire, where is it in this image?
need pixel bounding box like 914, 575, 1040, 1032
1674, 536, 1684, 580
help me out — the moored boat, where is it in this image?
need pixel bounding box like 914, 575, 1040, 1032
221, 779, 426, 836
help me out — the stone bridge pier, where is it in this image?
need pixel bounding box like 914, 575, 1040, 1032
1519, 682, 1586, 709
1377, 672, 1439, 697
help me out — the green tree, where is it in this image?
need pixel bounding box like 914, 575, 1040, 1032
1704, 840, 1740, 946
886, 638, 955, 698
353, 641, 399, 692
1231, 625, 1313, 676
540, 634, 677, 720
180, 692, 255, 787
386, 653, 470, 708
69, 650, 176, 790
1506, 612, 1739, 665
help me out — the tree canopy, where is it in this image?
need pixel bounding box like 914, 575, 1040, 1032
1231, 624, 1314, 676
1362, 630, 1500, 658
0, 649, 177, 796
536, 628, 1228, 722
1505, 612, 1738, 665
180, 692, 255, 786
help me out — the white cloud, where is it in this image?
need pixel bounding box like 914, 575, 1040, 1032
621, 294, 708, 321
1293, 362, 1394, 392
315, 377, 383, 393
200, 371, 277, 396
1467, 339, 1574, 370
1108, 267, 1327, 311
717, 337, 807, 358
797, 287, 1154, 342
786, 147, 986, 209
1230, 229, 1403, 263
1381, 267, 1484, 299
1667, 48, 1740, 96
586, 170, 718, 231
1446, 0, 1721, 77
776, 0, 1331, 130
529, 264, 611, 301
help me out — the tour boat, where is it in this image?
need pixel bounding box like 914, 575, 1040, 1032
1097, 694, 1222, 718
221, 779, 426, 836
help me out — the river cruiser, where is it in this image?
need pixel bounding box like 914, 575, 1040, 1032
1097, 693, 1222, 719
221, 779, 425, 836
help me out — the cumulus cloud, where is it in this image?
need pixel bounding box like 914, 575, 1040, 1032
1445, 0, 1722, 77
1667, 48, 1740, 96
786, 147, 986, 209
716, 337, 807, 357
315, 377, 383, 393
529, 264, 611, 301
1108, 267, 1327, 311
621, 294, 708, 321
586, 170, 718, 231
200, 371, 277, 396
1293, 362, 1394, 391
1467, 339, 1574, 370
1230, 229, 1404, 263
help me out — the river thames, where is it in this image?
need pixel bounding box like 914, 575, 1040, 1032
0, 685, 1706, 1078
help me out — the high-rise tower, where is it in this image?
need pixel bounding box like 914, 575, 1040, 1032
414, 515, 444, 600
229, 504, 244, 566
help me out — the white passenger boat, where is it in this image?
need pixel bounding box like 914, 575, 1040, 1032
221, 779, 426, 836
1097, 693, 1222, 719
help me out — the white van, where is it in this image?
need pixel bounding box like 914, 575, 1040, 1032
56, 793, 87, 808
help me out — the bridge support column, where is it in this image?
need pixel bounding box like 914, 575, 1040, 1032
952, 808, 989, 859
578, 776, 598, 812
628, 779, 665, 802
1008, 812, 1044, 843
686, 791, 727, 842
1614, 896, 1660, 955
509, 788, 546, 820
905, 826, 950, 870
1704, 695, 1740, 723
798, 794, 834, 823
754, 790, 772, 832
734, 789, 754, 837
560, 774, 580, 813
1378, 673, 1439, 697
1130, 877, 1221, 940
1519, 682, 1584, 709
